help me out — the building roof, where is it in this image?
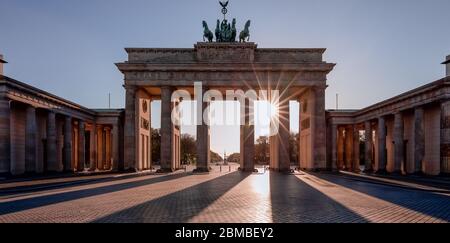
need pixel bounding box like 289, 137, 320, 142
443, 55, 450, 64
0, 58, 7, 64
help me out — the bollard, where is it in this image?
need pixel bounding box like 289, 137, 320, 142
229, 165, 231, 172
220, 165, 222, 172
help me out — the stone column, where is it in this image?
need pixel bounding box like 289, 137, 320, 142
377, 116, 387, 174
278, 90, 290, 172
345, 125, 353, 171
112, 122, 120, 171
413, 107, 425, 174
63, 116, 73, 172
102, 128, 107, 170
331, 124, 338, 171
393, 112, 404, 174
46, 111, 58, 172
353, 125, 361, 172
240, 97, 256, 172
77, 121, 85, 172
25, 106, 37, 173
440, 101, 450, 175
0, 100, 10, 174
97, 125, 104, 170
105, 127, 111, 170
312, 86, 327, 170
160, 86, 174, 173
337, 127, 345, 170
195, 86, 210, 173
364, 121, 373, 172
124, 85, 137, 170
89, 122, 97, 171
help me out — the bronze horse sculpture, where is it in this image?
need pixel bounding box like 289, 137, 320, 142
239, 20, 251, 43
202, 21, 214, 42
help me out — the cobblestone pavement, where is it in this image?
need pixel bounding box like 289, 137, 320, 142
0, 168, 449, 223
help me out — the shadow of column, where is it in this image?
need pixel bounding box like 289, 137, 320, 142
0, 173, 191, 216
311, 173, 450, 222
93, 171, 251, 223
269, 172, 369, 223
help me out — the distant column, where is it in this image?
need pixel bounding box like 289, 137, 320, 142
353, 125, 360, 172
337, 127, 345, 170
0, 100, 10, 174
104, 127, 110, 170
97, 125, 104, 170
77, 120, 86, 172
112, 122, 120, 171
393, 112, 404, 174
440, 101, 450, 175
377, 116, 387, 174
25, 106, 37, 173
413, 107, 425, 174
344, 125, 353, 171
89, 122, 97, 171
331, 124, 338, 171
364, 121, 373, 172
63, 116, 73, 172
47, 111, 58, 172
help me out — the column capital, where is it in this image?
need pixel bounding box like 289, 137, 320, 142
124, 84, 137, 91
161, 85, 174, 91
310, 84, 328, 92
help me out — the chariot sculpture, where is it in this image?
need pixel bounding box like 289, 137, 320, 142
202, 1, 251, 43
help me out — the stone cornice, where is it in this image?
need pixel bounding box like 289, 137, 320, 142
326, 77, 450, 123
116, 63, 335, 72
0, 75, 96, 120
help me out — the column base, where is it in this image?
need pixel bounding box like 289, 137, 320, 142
375, 169, 388, 175
409, 171, 424, 176
390, 170, 403, 176
238, 167, 258, 173
363, 168, 374, 174
305, 168, 330, 173
156, 168, 175, 173
193, 167, 210, 173
439, 172, 450, 177
270, 168, 295, 174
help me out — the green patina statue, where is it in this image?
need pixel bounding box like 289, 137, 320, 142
202, 21, 214, 42
239, 20, 251, 43
215, 18, 237, 42
202, 1, 250, 43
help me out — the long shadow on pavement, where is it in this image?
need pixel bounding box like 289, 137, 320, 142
270, 172, 369, 223
0, 172, 158, 196
313, 173, 450, 222
93, 171, 251, 223
0, 173, 191, 216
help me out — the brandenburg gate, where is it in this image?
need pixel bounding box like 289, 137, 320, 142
116, 42, 335, 173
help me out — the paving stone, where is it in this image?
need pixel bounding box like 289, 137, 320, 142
0, 170, 448, 223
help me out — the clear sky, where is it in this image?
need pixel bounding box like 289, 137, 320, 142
1, 0, 449, 154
